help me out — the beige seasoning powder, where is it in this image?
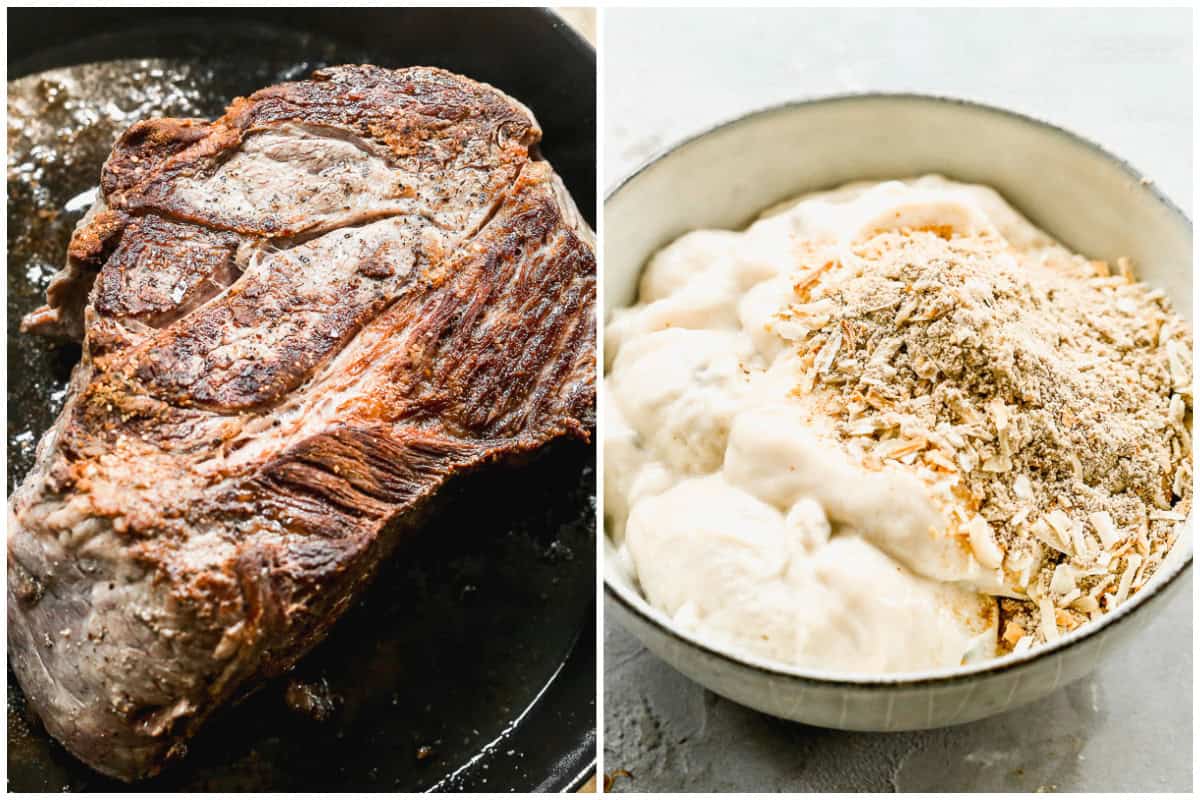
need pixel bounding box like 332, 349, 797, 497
777, 227, 1193, 652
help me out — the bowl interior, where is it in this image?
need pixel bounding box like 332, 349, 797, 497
603, 94, 1193, 683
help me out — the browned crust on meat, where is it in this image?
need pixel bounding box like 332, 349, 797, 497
99, 65, 538, 236
67, 208, 127, 263
93, 216, 241, 325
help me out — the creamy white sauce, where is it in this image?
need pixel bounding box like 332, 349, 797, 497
604, 176, 1060, 673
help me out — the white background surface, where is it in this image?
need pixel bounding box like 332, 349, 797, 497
602, 7, 1192, 793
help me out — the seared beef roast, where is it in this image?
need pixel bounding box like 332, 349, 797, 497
8, 65, 595, 781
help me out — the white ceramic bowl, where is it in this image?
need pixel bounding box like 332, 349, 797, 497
604, 94, 1193, 731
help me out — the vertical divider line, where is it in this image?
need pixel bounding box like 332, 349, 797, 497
593, 3, 608, 793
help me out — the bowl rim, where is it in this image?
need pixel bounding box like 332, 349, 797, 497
602, 91, 1194, 689
605, 91, 1192, 226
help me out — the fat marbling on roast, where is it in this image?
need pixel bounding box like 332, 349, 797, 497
8, 65, 595, 781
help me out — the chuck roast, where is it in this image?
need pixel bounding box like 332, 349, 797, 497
8, 65, 595, 781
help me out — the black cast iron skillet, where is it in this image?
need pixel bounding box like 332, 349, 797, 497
6, 7, 596, 792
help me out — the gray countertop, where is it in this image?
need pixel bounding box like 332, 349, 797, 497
602, 8, 1192, 793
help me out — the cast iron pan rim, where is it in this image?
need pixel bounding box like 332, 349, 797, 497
6, 8, 596, 81
603, 91, 1193, 690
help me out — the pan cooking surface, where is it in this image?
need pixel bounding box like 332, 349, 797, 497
7, 11, 595, 792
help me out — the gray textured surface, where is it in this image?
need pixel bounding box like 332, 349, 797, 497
603, 7, 1193, 793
